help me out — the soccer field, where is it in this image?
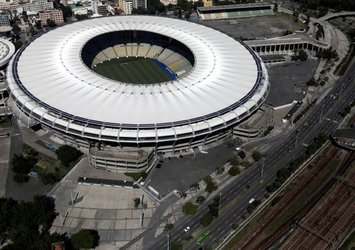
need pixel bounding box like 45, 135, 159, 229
93, 57, 174, 84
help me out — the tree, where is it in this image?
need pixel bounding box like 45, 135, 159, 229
35, 21, 42, 29
12, 23, 21, 35
200, 212, 214, 226
177, 0, 190, 11
216, 166, 225, 175
75, 14, 88, 20
298, 50, 308, 61
291, 49, 308, 61
229, 155, 239, 166
228, 166, 240, 176
190, 182, 200, 191
252, 151, 262, 161
196, 195, 205, 204
133, 198, 140, 208
13, 174, 29, 183
185, 11, 191, 20
203, 176, 217, 193
30, 26, 37, 36
171, 240, 183, 250
12, 154, 32, 174
182, 201, 198, 214
0, 196, 70, 249
70, 229, 100, 249
13, 40, 23, 50
56, 145, 82, 167
53, 0, 72, 21
46, 19, 56, 28
238, 151, 246, 159
164, 223, 174, 231
273, 3, 278, 12
208, 197, 220, 217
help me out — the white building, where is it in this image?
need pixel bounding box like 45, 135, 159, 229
160, 0, 177, 6
133, 0, 146, 9
123, 0, 132, 14
0, 10, 10, 26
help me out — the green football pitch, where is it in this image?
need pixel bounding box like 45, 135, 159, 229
92, 57, 173, 84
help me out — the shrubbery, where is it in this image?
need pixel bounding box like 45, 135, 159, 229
203, 176, 217, 193
228, 166, 240, 176
252, 151, 262, 161
56, 145, 82, 167
266, 134, 328, 194
182, 201, 198, 215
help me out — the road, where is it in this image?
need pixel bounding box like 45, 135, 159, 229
141, 57, 355, 250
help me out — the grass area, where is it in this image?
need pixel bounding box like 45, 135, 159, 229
265, 157, 341, 235
124, 171, 147, 181
93, 57, 173, 84
22, 144, 74, 184
340, 229, 355, 250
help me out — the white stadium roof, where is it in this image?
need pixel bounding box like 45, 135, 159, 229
7, 16, 269, 145
0, 38, 15, 67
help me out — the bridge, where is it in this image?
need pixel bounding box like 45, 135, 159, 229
316, 11, 355, 23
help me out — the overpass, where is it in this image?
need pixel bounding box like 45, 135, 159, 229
316, 11, 355, 23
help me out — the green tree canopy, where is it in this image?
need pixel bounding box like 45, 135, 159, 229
252, 150, 262, 162
182, 201, 198, 214
200, 212, 214, 226
11, 153, 32, 174
56, 145, 82, 167
0, 196, 64, 249
70, 229, 100, 249
228, 166, 240, 176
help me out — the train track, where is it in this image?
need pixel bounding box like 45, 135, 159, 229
235, 146, 342, 249
280, 152, 355, 249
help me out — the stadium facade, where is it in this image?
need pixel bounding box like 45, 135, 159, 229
6, 16, 270, 171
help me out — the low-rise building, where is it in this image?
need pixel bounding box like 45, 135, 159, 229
39, 9, 64, 25
0, 2, 11, 10
0, 10, 10, 26
159, 0, 177, 6
16, 0, 54, 14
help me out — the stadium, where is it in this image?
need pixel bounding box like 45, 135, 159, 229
6, 16, 270, 170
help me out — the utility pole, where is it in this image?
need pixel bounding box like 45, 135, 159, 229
167, 234, 170, 250
219, 192, 222, 214
141, 194, 144, 226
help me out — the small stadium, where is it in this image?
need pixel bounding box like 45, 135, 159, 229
6, 15, 269, 155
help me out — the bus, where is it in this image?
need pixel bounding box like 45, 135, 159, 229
197, 230, 211, 245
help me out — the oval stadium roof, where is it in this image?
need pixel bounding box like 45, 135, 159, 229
7, 16, 269, 144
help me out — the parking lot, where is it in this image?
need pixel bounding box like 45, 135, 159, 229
202, 13, 304, 39
266, 59, 319, 107
147, 141, 236, 195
